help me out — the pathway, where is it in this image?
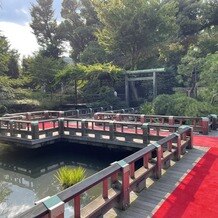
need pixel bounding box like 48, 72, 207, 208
104, 133, 218, 218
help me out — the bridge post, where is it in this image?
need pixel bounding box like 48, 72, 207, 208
31, 121, 39, 139
140, 115, 145, 123
81, 119, 88, 136
115, 113, 121, 122
58, 111, 64, 118
93, 113, 99, 120
89, 108, 93, 118
117, 160, 130, 210
201, 117, 209, 135
169, 116, 174, 132
174, 133, 181, 161
74, 195, 80, 218
153, 142, 162, 179
141, 123, 149, 145
9, 120, 15, 137
187, 127, 193, 149
26, 112, 31, 120
58, 118, 64, 136
210, 114, 217, 130
109, 121, 115, 140
44, 111, 49, 119
76, 109, 80, 118
41, 195, 65, 218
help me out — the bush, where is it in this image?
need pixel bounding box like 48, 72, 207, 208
140, 93, 218, 116
55, 166, 86, 189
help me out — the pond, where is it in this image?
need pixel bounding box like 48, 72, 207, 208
0, 142, 132, 217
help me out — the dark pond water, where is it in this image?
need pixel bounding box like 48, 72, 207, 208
0, 142, 132, 217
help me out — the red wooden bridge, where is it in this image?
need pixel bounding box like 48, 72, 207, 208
0, 108, 217, 218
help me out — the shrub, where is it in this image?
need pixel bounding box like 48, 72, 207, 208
55, 166, 86, 189
140, 93, 218, 116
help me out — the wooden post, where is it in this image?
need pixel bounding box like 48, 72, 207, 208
125, 74, 129, 106
76, 110, 79, 118
58, 118, 64, 136
89, 108, 93, 118
31, 121, 39, 139
74, 195, 80, 218
140, 115, 145, 123
187, 127, 193, 149
44, 111, 49, 119
175, 133, 181, 161
58, 111, 64, 118
115, 113, 121, 122
103, 178, 108, 199
201, 117, 209, 135
153, 142, 162, 179
130, 162, 135, 179
143, 153, 149, 168
210, 114, 217, 130
117, 160, 130, 210
94, 113, 99, 120
169, 116, 174, 132
153, 71, 157, 99
81, 119, 87, 137
141, 123, 149, 145
109, 121, 115, 140
9, 120, 15, 137
26, 112, 31, 120
42, 195, 64, 218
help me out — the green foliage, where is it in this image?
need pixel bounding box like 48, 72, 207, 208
140, 102, 154, 115
140, 94, 218, 116
200, 52, 218, 104
30, 0, 62, 57
60, 0, 99, 62
93, 0, 178, 68
30, 53, 65, 93
55, 166, 86, 189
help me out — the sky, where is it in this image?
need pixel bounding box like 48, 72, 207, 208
0, 0, 62, 57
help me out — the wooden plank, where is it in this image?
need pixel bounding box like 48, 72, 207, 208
126, 68, 165, 74
128, 77, 153, 81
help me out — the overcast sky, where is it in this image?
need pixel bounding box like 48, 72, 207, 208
0, 0, 62, 57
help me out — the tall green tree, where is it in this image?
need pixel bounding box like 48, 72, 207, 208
30, 0, 62, 58
0, 34, 10, 74
29, 53, 65, 96
60, 0, 101, 62
93, 0, 179, 69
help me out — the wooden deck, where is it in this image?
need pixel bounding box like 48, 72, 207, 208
105, 146, 208, 217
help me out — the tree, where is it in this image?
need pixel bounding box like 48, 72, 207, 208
200, 52, 218, 104
0, 34, 10, 74
30, 0, 62, 58
177, 29, 217, 98
29, 53, 65, 96
60, 0, 100, 62
6, 50, 20, 78
93, 0, 179, 69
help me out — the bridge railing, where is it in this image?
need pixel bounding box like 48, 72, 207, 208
94, 112, 211, 135
0, 117, 184, 146
17, 126, 192, 218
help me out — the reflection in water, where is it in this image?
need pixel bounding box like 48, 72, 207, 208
0, 142, 132, 217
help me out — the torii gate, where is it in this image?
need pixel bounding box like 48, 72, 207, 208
125, 68, 165, 106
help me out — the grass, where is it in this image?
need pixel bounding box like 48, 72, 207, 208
55, 166, 86, 189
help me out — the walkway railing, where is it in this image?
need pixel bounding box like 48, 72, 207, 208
17, 126, 192, 218
0, 117, 183, 148
94, 112, 217, 135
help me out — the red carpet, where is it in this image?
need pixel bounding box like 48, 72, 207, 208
193, 135, 218, 148
153, 139, 218, 218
